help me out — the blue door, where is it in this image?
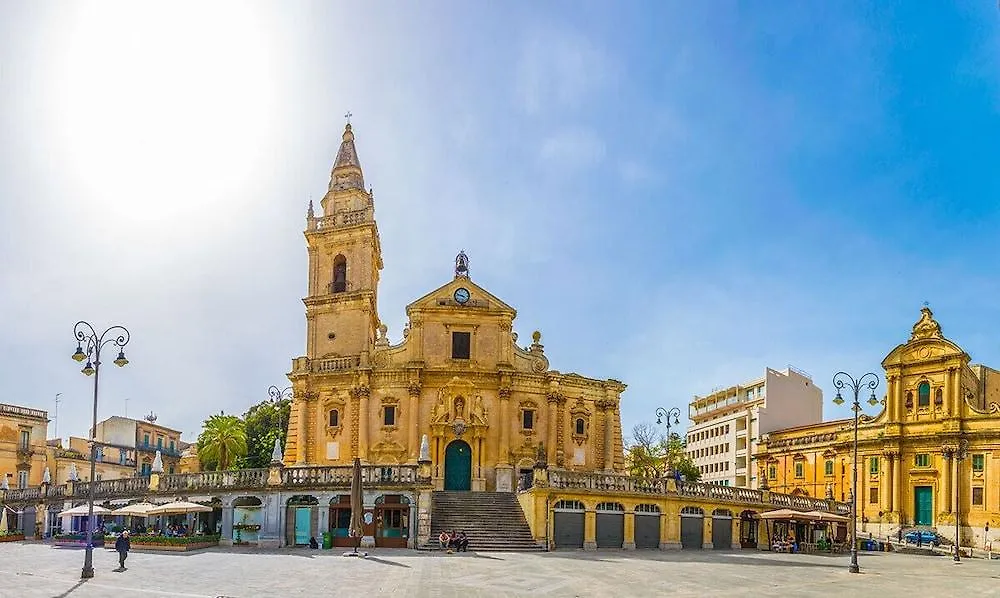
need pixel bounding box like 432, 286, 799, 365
914, 486, 933, 526
444, 440, 472, 491
294, 507, 311, 545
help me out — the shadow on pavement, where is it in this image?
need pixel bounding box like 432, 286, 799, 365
50, 579, 87, 598
362, 556, 411, 568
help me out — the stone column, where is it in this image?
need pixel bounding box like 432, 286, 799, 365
356, 386, 371, 462
661, 506, 680, 550
886, 376, 896, 421
584, 509, 597, 550
892, 456, 902, 520
623, 512, 636, 550
949, 367, 959, 418
942, 452, 952, 513
257, 493, 282, 549
602, 401, 615, 472
408, 384, 421, 462
886, 454, 895, 513
495, 389, 514, 492
296, 399, 308, 464
702, 516, 713, 549
546, 392, 559, 464
220, 498, 234, 546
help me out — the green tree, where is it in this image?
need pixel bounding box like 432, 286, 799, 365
196, 413, 247, 471
240, 397, 291, 469
624, 423, 700, 482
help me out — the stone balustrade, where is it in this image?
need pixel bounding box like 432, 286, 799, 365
548, 469, 849, 514
312, 355, 361, 373
283, 464, 418, 486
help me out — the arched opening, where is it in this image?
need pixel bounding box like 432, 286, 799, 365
595, 502, 625, 548
374, 494, 411, 548
680, 506, 704, 549
328, 409, 339, 428
232, 496, 263, 545
917, 381, 930, 407
332, 255, 347, 293
443, 440, 472, 491
552, 500, 585, 549
286, 495, 319, 546
634, 504, 661, 549
739, 510, 759, 549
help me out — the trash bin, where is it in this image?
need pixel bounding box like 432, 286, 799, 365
322, 532, 333, 549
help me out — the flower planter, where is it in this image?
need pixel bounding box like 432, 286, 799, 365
118, 535, 221, 552
130, 540, 219, 552
0, 534, 24, 543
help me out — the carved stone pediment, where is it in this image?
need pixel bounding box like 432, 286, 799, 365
370, 439, 406, 464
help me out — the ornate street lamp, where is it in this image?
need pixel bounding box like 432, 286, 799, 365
72, 321, 130, 580
655, 406, 681, 439
951, 438, 969, 563
267, 385, 293, 402
832, 371, 880, 575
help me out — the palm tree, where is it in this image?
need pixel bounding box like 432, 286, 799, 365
197, 413, 247, 471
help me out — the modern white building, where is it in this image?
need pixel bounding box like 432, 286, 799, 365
684, 366, 822, 489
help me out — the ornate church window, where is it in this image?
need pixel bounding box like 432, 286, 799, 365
522, 409, 535, 430
332, 255, 347, 293
383, 405, 396, 426
575, 418, 585, 435
451, 332, 471, 359
824, 460, 834, 476
328, 409, 339, 427
917, 381, 930, 407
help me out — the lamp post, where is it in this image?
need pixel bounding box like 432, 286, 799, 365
655, 407, 682, 480
71, 321, 130, 580
953, 438, 968, 563
832, 371, 880, 575
267, 385, 293, 402
655, 407, 681, 439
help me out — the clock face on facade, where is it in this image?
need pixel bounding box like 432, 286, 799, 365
454, 287, 471, 305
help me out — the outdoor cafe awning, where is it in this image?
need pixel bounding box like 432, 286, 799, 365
113, 502, 158, 517
58, 504, 112, 517
761, 509, 849, 522
802, 510, 850, 522
146, 501, 213, 516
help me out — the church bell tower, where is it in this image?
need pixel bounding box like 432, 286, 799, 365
302, 121, 383, 360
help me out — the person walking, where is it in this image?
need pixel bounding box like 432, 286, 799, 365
115, 530, 131, 570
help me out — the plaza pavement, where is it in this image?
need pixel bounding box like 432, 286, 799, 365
1, 542, 999, 598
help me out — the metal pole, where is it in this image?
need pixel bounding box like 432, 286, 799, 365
82, 357, 100, 579
850, 390, 860, 574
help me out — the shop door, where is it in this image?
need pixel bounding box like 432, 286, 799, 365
294, 507, 311, 546
914, 486, 933, 526
553, 511, 585, 549
680, 515, 703, 549
375, 506, 409, 548
712, 516, 732, 550
444, 440, 472, 491
330, 507, 353, 547
634, 514, 660, 549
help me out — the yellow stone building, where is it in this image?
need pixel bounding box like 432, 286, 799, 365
0, 403, 48, 490
45, 437, 136, 484
283, 124, 626, 492
756, 307, 1000, 547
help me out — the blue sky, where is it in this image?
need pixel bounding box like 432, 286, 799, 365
1, 1, 998, 443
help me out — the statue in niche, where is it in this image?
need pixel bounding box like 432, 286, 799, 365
432, 395, 446, 421
454, 396, 465, 419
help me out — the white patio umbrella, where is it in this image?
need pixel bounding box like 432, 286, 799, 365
146, 501, 213, 516
58, 504, 112, 517
114, 503, 158, 517
0, 506, 8, 534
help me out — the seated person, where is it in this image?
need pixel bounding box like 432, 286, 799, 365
308, 536, 319, 549
438, 531, 451, 550
455, 531, 469, 552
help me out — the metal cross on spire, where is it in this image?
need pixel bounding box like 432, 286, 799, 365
344, 111, 353, 124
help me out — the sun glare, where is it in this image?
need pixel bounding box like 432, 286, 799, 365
46, 2, 281, 222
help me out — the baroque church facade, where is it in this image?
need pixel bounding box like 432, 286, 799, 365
282, 124, 626, 492
756, 307, 1000, 546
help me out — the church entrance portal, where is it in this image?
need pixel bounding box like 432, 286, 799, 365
444, 440, 472, 491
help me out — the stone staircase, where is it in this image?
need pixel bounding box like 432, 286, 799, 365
422, 491, 543, 552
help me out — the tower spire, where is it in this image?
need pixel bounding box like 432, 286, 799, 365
329, 121, 364, 192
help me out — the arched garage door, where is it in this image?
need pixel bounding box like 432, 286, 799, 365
680, 506, 704, 550
552, 500, 584, 549
595, 502, 624, 549
712, 509, 733, 550
634, 504, 661, 549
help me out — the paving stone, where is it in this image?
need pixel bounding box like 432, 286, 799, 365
1, 543, 998, 598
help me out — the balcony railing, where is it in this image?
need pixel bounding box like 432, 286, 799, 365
283, 464, 418, 487
547, 468, 849, 514
159, 469, 268, 492
312, 355, 361, 373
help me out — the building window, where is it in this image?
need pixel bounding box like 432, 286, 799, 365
383, 405, 396, 426
917, 382, 930, 407
794, 462, 804, 478
120, 451, 127, 465
329, 409, 340, 427
972, 487, 984, 506
96, 473, 103, 481
169, 440, 175, 452
157, 437, 163, 449
575, 418, 585, 435
143, 434, 149, 447
451, 332, 471, 359
17, 471, 27, 489
869, 457, 879, 475
522, 410, 535, 430
18, 430, 29, 450
141, 463, 151, 476
915, 454, 930, 468
972, 454, 984, 472
332, 254, 347, 293
824, 460, 834, 476
869, 487, 879, 504
95, 446, 104, 461
169, 466, 175, 475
